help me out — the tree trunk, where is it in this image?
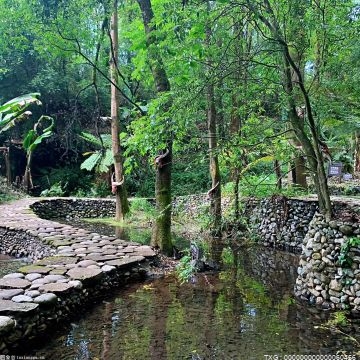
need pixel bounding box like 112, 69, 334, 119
251, 0, 332, 219
137, 0, 173, 255
206, 2, 221, 235
354, 130, 360, 173
274, 159, 282, 190
110, 0, 129, 221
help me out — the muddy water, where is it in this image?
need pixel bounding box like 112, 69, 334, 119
28, 247, 360, 360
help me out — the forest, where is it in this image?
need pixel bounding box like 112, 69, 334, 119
1, 0, 360, 254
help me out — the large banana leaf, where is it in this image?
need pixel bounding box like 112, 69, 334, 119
0, 93, 41, 133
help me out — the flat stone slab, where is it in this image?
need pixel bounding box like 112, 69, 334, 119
18, 265, 53, 274
3, 272, 25, 279
85, 254, 122, 262
39, 283, 74, 294
0, 299, 39, 315
134, 246, 156, 257
66, 267, 103, 284
105, 256, 145, 268
0, 278, 31, 289
12, 295, 34, 303
0, 289, 24, 300
34, 293, 58, 306
36, 256, 78, 266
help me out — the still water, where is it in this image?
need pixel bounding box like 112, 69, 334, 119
29, 247, 360, 360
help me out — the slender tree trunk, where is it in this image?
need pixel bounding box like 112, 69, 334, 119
249, 0, 332, 219
4, 148, 11, 185
354, 130, 360, 173
24, 152, 33, 193
274, 159, 282, 190
110, 0, 129, 221
137, 0, 173, 255
206, 2, 221, 235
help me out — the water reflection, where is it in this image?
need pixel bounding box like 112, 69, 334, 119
31, 247, 360, 360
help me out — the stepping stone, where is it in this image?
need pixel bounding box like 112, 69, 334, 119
34, 293, 58, 306
25, 273, 42, 281
68, 280, 82, 289
18, 265, 53, 275
67, 267, 103, 285
0, 299, 38, 315
43, 275, 66, 282
101, 265, 116, 273
12, 295, 34, 303
105, 256, 145, 268
36, 256, 78, 266
77, 260, 98, 268
0, 278, 31, 289
49, 268, 67, 276
0, 316, 15, 333
24, 290, 41, 298
86, 254, 120, 262
0, 289, 24, 300
3, 273, 25, 279
39, 283, 73, 294
134, 246, 156, 257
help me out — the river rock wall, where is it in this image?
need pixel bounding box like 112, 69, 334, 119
246, 197, 318, 253
295, 210, 360, 313
0, 228, 56, 261
30, 198, 116, 219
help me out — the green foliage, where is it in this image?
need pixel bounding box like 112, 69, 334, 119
0, 93, 41, 133
23, 115, 54, 154
79, 132, 113, 174
40, 182, 65, 197
175, 254, 195, 284
338, 237, 360, 268
326, 311, 349, 328
221, 246, 235, 266
38, 166, 94, 196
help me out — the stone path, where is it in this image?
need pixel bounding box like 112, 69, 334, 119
0, 198, 156, 351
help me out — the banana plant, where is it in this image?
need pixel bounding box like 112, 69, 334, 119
79, 132, 113, 173
23, 116, 55, 192
0, 93, 41, 133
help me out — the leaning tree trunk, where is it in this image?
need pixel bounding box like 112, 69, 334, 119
252, 0, 332, 220
137, 0, 173, 255
110, 0, 129, 221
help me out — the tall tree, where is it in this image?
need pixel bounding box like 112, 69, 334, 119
245, 0, 332, 219
136, 0, 173, 255
205, 1, 222, 234
110, 0, 129, 221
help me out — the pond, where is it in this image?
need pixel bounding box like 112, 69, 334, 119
27, 247, 360, 360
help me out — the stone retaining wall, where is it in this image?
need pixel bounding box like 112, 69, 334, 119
295, 210, 360, 313
30, 198, 116, 219
246, 197, 318, 253
0, 260, 148, 354
246, 196, 360, 313
0, 228, 55, 261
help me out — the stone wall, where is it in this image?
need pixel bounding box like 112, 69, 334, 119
0, 261, 148, 354
30, 198, 116, 219
295, 210, 360, 313
247, 196, 360, 313
246, 197, 318, 253
0, 228, 55, 261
